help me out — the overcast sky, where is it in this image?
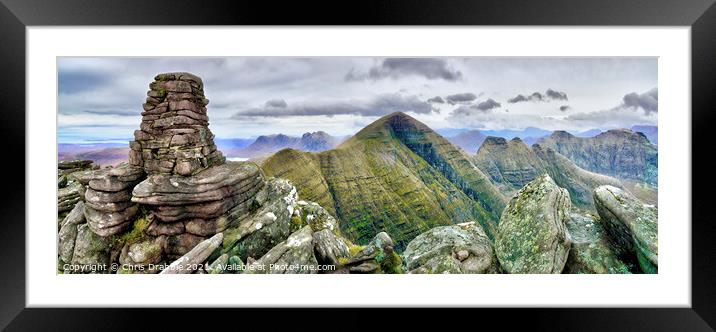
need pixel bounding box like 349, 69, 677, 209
58, 57, 657, 143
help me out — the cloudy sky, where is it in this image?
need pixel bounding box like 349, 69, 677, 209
58, 57, 657, 143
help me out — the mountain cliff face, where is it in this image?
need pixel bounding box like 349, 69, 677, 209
537, 129, 657, 185
232, 131, 339, 158
262, 112, 506, 251
473, 136, 625, 210
446, 130, 487, 154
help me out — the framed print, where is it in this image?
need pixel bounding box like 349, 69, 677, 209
2, 0, 715, 330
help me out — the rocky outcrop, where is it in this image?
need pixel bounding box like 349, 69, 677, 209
563, 212, 631, 274
81, 163, 144, 236
58, 202, 87, 264
537, 129, 657, 185
244, 226, 319, 274
126, 73, 264, 257
402, 221, 498, 274
220, 178, 298, 261
495, 174, 572, 274
593, 185, 658, 273
58, 159, 96, 177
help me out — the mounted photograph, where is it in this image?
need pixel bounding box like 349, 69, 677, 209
56, 57, 658, 275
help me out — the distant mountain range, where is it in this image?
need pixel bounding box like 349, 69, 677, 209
444, 125, 656, 155
472, 136, 631, 209
537, 129, 658, 185
225, 131, 342, 158
58, 143, 129, 167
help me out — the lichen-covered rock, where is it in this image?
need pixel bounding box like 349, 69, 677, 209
221, 178, 298, 261
244, 226, 318, 274
69, 224, 111, 273
312, 229, 349, 266
160, 233, 223, 274
495, 174, 572, 274
119, 236, 164, 269
344, 232, 402, 274
403, 221, 498, 274
564, 212, 631, 274
58, 181, 84, 213
58, 202, 87, 264
593, 185, 658, 273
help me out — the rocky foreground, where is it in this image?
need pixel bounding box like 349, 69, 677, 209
57, 72, 657, 274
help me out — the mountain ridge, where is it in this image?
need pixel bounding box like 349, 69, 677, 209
262, 112, 506, 250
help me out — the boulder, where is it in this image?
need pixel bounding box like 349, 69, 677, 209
403, 221, 498, 274
564, 212, 631, 274
160, 233, 223, 274
312, 229, 349, 266
58, 182, 84, 213
58, 202, 87, 264
221, 178, 297, 261
594, 185, 658, 273
244, 226, 318, 274
69, 224, 111, 273
495, 174, 572, 274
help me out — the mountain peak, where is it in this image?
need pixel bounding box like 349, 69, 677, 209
549, 130, 577, 140
483, 136, 508, 146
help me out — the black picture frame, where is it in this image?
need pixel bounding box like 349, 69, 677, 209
1, 0, 714, 330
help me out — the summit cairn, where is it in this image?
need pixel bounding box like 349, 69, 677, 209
129, 72, 225, 176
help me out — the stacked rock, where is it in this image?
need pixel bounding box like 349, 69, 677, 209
129, 72, 224, 176
57, 160, 95, 221
77, 163, 145, 236
130, 72, 264, 258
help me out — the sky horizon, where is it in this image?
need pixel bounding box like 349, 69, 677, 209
58, 57, 657, 143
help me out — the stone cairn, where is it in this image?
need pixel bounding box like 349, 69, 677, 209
128, 72, 224, 175
129, 72, 264, 259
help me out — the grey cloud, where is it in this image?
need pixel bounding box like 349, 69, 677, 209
507, 94, 530, 103
450, 98, 501, 116
622, 87, 657, 114
232, 93, 435, 118
559, 105, 571, 112
347, 58, 462, 82
265, 99, 287, 108
507, 89, 568, 103
546, 89, 568, 101
428, 96, 445, 104
445, 92, 477, 105
475, 98, 501, 111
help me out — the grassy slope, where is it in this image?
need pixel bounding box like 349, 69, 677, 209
263, 112, 506, 250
